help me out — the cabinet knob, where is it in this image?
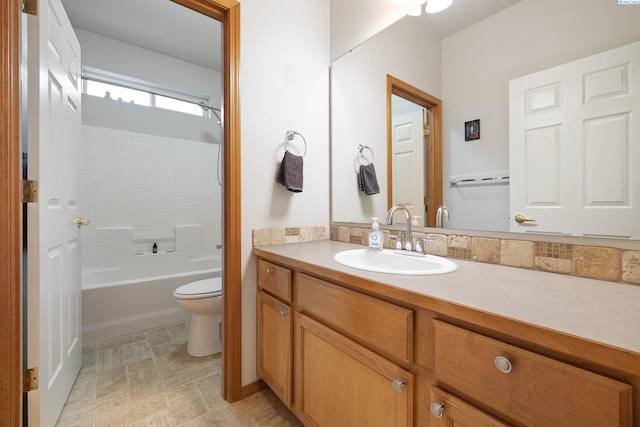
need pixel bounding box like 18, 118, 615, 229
278, 309, 287, 317
266, 268, 274, 274
494, 355, 512, 373
430, 401, 444, 418
392, 379, 405, 392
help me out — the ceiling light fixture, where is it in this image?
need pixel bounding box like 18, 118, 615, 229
425, 0, 452, 14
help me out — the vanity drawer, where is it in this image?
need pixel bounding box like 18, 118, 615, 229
257, 259, 292, 302
433, 320, 632, 427
296, 273, 413, 365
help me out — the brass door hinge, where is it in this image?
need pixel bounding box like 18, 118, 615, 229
21, 0, 38, 16
22, 180, 38, 203
23, 367, 39, 393
424, 196, 431, 206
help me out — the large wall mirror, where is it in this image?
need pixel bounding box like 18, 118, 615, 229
331, 0, 640, 243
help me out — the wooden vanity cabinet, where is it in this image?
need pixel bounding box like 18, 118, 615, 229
429, 386, 510, 427
295, 312, 413, 427
257, 259, 292, 302
294, 273, 415, 426
256, 260, 293, 407
296, 273, 414, 365
256, 260, 416, 426
432, 320, 633, 427
255, 253, 636, 427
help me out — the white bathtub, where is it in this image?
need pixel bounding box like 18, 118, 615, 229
82, 267, 221, 345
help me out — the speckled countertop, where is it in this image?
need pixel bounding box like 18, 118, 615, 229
253, 240, 640, 356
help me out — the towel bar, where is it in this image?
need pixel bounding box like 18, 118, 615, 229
449, 175, 510, 186
357, 144, 374, 165
284, 130, 307, 157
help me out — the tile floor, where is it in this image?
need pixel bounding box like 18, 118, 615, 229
56, 321, 303, 426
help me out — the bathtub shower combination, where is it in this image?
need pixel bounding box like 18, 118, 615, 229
81, 224, 222, 348
79, 126, 223, 351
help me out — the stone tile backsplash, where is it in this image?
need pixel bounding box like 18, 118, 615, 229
252, 225, 640, 286
252, 226, 330, 247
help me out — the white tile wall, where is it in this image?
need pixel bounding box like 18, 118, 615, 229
79, 125, 221, 286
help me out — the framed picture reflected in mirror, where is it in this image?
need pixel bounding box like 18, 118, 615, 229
465, 119, 480, 141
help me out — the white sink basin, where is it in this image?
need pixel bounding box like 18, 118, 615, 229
333, 249, 457, 275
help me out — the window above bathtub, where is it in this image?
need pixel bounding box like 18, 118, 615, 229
81, 67, 213, 118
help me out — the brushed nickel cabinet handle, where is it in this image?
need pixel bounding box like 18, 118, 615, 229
266, 268, 273, 274
494, 355, 513, 373
430, 401, 444, 418
392, 379, 405, 392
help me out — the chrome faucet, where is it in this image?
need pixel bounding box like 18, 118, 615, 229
436, 205, 449, 228
385, 205, 412, 251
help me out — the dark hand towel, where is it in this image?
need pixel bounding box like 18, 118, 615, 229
358, 163, 380, 195
277, 150, 303, 193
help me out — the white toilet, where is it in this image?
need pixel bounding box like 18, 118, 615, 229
173, 277, 222, 357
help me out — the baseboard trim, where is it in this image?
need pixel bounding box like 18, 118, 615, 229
240, 379, 267, 399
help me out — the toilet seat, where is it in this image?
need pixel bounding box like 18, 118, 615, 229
173, 278, 222, 300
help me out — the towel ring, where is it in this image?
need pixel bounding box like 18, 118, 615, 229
284, 130, 307, 157
357, 144, 374, 165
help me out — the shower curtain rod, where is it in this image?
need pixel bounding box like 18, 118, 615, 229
81, 74, 222, 112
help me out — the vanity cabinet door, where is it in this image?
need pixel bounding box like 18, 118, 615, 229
429, 386, 511, 427
257, 290, 292, 408
294, 313, 413, 427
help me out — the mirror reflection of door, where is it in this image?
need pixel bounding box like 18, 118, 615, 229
387, 75, 442, 227
391, 95, 427, 226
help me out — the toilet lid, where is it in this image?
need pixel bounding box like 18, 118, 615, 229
174, 278, 222, 299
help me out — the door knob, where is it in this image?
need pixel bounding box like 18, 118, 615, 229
74, 217, 91, 228
514, 214, 535, 224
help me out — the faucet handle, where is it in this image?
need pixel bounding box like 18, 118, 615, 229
414, 236, 423, 254
392, 234, 403, 250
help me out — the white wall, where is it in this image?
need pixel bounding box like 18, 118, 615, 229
239, 0, 330, 385
442, 0, 640, 231
331, 15, 441, 223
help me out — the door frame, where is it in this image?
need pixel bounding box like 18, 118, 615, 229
0, 0, 22, 424
386, 74, 443, 227
0, 0, 242, 421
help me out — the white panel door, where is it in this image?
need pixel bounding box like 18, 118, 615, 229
392, 109, 426, 225
26, 0, 83, 425
509, 41, 640, 238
